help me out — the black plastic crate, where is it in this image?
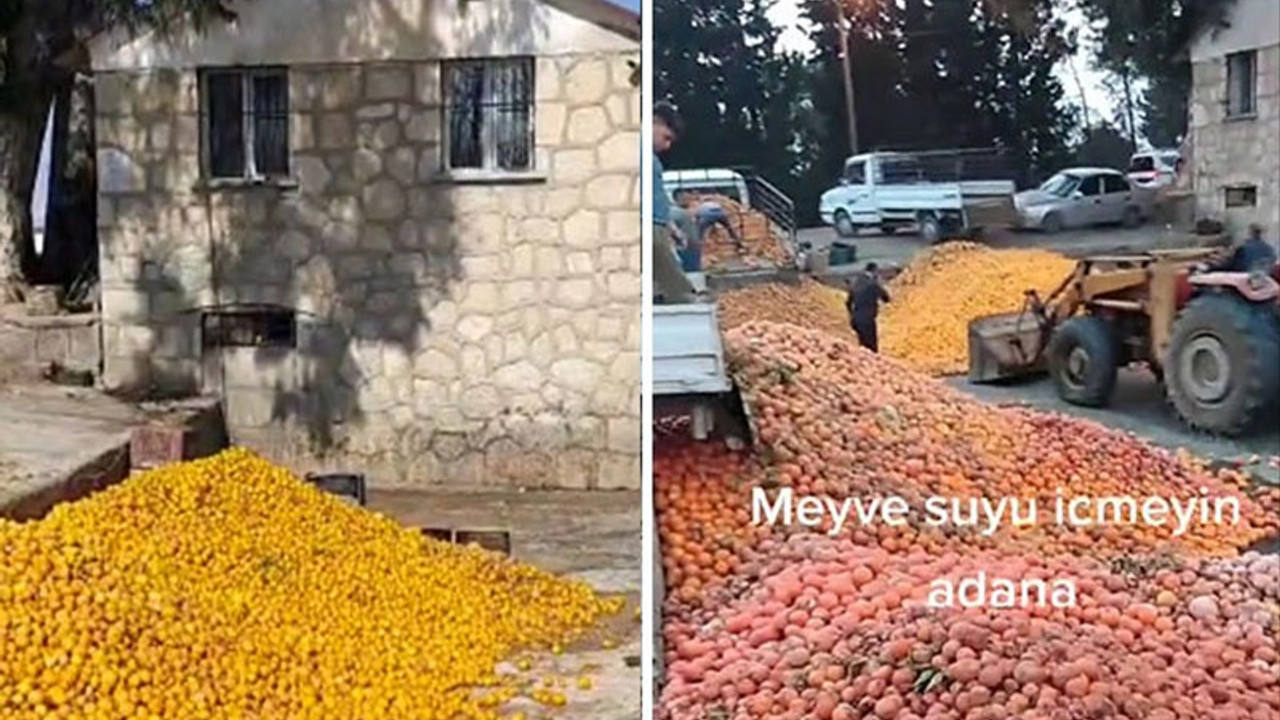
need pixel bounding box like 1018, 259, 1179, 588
305, 472, 368, 507
418, 527, 512, 556
420, 527, 454, 542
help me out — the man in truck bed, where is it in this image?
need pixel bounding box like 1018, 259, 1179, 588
846, 263, 891, 352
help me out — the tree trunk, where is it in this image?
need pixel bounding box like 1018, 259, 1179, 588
1121, 66, 1137, 149
43, 74, 96, 289
0, 111, 42, 304
0, 2, 69, 304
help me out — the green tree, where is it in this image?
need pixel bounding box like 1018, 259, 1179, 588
790, 0, 908, 222
0, 0, 238, 302
803, 0, 1075, 185
1074, 123, 1134, 168
1075, 0, 1238, 146
654, 0, 806, 191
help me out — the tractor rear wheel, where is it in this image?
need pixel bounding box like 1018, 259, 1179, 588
1048, 315, 1119, 407
1164, 293, 1280, 435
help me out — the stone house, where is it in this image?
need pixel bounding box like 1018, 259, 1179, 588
86, 0, 641, 489
1188, 0, 1280, 239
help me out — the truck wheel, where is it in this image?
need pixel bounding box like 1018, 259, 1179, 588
1048, 315, 1118, 407
834, 211, 856, 238
919, 215, 943, 244
1164, 293, 1280, 435
1041, 212, 1063, 234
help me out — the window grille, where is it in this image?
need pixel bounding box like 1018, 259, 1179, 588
201, 68, 291, 179
443, 58, 535, 172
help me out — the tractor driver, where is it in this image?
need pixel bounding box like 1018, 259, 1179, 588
1202, 223, 1278, 274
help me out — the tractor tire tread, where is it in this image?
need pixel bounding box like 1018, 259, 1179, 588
1164, 293, 1280, 436
1048, 315, 1118, 407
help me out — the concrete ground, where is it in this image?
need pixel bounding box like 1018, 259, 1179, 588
800, 223, 1203, 276
0, 384, 139, 518
949, 368, 1280, 482
369, 488, 643, 720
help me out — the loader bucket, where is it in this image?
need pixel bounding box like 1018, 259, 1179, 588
967, 310, 1049, 383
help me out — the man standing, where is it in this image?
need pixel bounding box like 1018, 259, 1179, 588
652, 102, 698, 304
846, 262, 890, 352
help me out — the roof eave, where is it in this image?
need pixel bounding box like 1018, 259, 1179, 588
543, 0, 639, 42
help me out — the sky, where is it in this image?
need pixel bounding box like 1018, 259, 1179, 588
764, 0, 1119, 129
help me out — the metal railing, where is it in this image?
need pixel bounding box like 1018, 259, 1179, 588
866, 146, 1020, 184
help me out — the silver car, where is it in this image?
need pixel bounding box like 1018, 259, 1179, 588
1015, 167, 1149, 233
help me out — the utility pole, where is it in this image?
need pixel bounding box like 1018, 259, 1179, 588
834, 3, 858, 154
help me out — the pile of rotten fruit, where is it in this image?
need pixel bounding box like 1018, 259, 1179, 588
0, 449, 624, 719
657, 314, 1280, 719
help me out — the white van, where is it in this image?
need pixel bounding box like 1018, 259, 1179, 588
1126, 149, 1183, 190
662, 168, 751, 207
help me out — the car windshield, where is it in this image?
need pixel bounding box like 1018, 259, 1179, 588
1039, 173, 1079, 197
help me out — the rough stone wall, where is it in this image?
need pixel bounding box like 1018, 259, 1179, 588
0, 312, 99, 383
1189, 44, 1280, 239
94, 53, 641, 490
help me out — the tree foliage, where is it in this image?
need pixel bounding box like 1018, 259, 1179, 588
656, 0, 1079, 223
1074, 123, 1134, 168
653, 0, 806, 191
1074, 0, 1239, 145
0, 0, 240, 297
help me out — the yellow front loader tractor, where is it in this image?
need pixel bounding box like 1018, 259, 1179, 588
968, 249, 1280, 436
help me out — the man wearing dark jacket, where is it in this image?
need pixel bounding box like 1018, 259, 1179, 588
846, 262, 891, 352
1206, 223, 1279, 274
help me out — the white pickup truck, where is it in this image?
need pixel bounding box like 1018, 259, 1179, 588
819, 151, 1020, 243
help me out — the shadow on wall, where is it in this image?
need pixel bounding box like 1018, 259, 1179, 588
103, 0, 552, 459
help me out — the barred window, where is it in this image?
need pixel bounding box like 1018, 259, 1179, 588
1225, 51, 1256, 118
443, 58, 535, 172
200, 68, 290, 180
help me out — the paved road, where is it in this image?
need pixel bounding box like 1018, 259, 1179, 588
801, 223, 1206, 275
948, 368, 1280, 474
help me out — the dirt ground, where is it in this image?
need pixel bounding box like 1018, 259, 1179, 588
951, 368, 1280, 482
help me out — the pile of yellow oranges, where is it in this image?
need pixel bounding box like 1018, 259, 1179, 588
879, 242, 1075, 374
0, 448, 623, 719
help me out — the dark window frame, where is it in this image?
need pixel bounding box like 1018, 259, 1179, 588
1077, 174, 1103, 197
200, 308, 297, 349
1102, 174, 1130, 194
1224, 184, 1258, 208
199, 66, 292, 181
441, 57, 537, 174
844, 161, 866, 184
1225, 50, 1257, 119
